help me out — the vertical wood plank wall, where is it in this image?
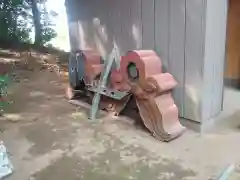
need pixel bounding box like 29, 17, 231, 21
66, 0, 228, 123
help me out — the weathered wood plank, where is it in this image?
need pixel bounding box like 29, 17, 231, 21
130, 0, 143, 50
119, 0, 133, 54
142, 0, 155, 49
204, 0, 228, 118
155, 0, 169, 72
168, 0, 186, 117
184, 0, 206, 122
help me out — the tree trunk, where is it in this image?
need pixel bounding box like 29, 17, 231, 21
31, 0, 42, 46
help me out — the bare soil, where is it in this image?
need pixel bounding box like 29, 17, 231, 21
0, 49, 240, 180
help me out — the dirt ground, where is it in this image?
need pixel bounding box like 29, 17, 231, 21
1, 50, 240, 180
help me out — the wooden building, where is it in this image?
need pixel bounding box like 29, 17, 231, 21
65, 0, 234, 126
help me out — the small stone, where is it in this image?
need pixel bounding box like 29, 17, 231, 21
105, 160, 110, 164
158, 172, 175, 180
2, 114, 21, 122
29, 176, 36, 180
0, 128, 5, 133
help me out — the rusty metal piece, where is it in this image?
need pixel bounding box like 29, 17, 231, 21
86, 90, 131, 117
101, 68, 131, 116
135, 88, 186, 141
67, 49, 185, 141
74, 49, 101, 64
66, 49, 102, 99
110, 69, 131, 91
100, 95, 131, 116
85, 64, 131, 117
121, 50, 162, 84
142, 73, 178, 95
121, 50, 186, 142
81, 50, 103, 85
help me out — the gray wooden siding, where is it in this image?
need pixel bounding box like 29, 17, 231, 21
202, 0, 228, 121
66, 0, 228, 123
168, 0, 186, 117
184, 0, 206, 121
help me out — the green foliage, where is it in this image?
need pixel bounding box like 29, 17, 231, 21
0, 75, 10, 108
38, 1, 57, 45
0, 0, 30, 42
0, 0, 57, 46
41, 26, 57, 45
